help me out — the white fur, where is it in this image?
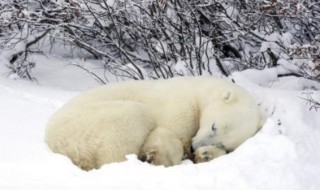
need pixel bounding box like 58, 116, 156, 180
45, 77, 264, 169
45, 101, 156, 170
139, 127, 185, 167
194, 145, 226, 163
192, 84, 265, 151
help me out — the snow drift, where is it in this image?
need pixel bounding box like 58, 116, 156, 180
0, 61, 319, 190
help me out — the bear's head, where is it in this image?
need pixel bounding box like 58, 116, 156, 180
192, 90, 264, 152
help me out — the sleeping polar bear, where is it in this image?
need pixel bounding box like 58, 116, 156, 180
45, 77, 264, 170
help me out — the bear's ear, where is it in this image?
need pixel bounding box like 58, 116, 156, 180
220, 91, 236, 103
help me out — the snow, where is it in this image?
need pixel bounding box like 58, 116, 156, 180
0, 57, 320, 190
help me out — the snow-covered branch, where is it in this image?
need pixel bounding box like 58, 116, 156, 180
0, 0, 319, 81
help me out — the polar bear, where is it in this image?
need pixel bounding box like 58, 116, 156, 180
138, 127, 192, 167
45, 101, 156, 170
45, 77, 264, 169
68, 77, 263, 141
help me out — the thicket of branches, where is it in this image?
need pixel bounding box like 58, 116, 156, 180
0, 0, 319, 81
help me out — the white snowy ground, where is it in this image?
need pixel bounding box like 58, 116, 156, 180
0, 55, 319, 190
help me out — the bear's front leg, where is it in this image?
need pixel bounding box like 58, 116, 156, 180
138, 149, 160, 165
138, 128, 185, 167
193, 145, 226, 163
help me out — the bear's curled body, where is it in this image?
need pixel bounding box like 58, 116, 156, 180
45, 77, 264, 170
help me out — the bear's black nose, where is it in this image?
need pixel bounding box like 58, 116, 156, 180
190, 145, 195, 153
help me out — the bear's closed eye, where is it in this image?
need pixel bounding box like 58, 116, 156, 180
212, 124, 216, 132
